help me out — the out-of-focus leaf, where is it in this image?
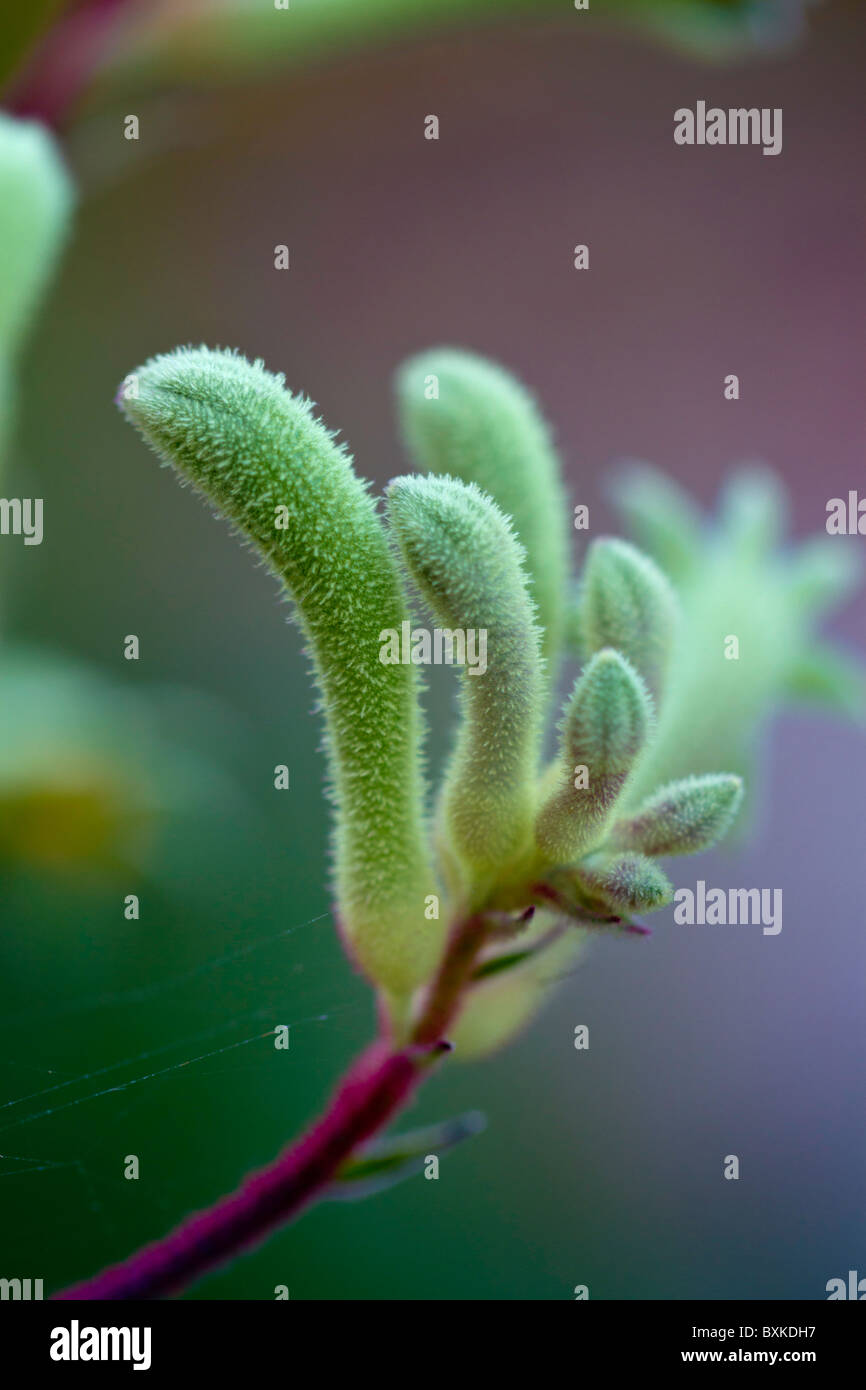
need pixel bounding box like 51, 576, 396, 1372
0, 647, 246, 881
86, 0, 822, 101
0, 0, 66, 95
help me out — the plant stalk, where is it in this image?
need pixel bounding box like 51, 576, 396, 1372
53, 914, 489, 1300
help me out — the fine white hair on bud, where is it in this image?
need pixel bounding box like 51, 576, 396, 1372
387, 473, 544, 902
534, 648, 652, 865
395, 348, 569, 675
609, 773, 744, 857
119, 346, 440, 1005
578, 537, 678, 703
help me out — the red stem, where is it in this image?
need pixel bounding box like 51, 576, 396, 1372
412, 912, 486, 1045
54, 914, 488, 1301
55, 1040, 432, 1300
5, 0, 142, 130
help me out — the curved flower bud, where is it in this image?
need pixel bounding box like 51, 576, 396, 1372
577, 851, 673, 913
386, 474, 544, 899
609, 773, 743, 857
578, 537, 678, 702
395, 349, 568, 671
535, 649, 652, 865
119, 347, 439, 1002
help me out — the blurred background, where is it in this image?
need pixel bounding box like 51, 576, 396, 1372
0, 0, 863, 1299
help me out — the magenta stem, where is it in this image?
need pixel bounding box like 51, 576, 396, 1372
5, 0, 141, 130
54, 913, 489, 1300
54, 1039, 431, 1300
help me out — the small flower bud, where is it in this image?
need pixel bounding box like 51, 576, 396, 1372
577, 852, 673, 913
387, 474, 544, 895
534, 649, 652, 865
578, 537, 678, 702
609, 773, 744, 857
119, 347, 439, 1001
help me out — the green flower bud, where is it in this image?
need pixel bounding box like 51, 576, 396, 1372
534, 649, 651, 864
387, 474, 544, 900
609, 773, 743, 857
119, 347, 440, 1002
578, 538, 678, 702
395, 348, 568, 672
577, 851, 673, 914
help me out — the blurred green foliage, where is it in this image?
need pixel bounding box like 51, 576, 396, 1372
610, 463, 865, 809
0, 0, 820, 115
0, 111, 243, 893
101, 0, 818, 78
